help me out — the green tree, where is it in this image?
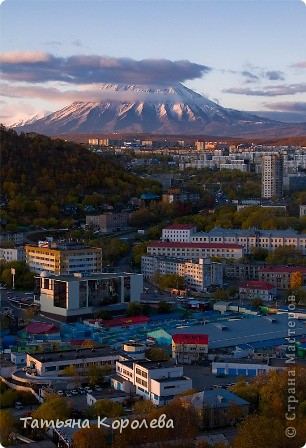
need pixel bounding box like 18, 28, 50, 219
125, 302, 144, 317
212, 288, 229, 301
158, 301, 172, 314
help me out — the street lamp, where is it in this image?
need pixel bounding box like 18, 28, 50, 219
11, 268, 16, 290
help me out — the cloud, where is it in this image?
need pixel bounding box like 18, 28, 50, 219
71, 40, 82, 47
0, 100, 48, 126
43, 41, 62, 47
259, 101, 306, 122
242, 71, 259, 82
264, 101, 306, 113
0, 52, 212, 85
291, 61, 306, 69
256, 101, 306, 123
224, 83, 306, 97
264, 70, 285, 81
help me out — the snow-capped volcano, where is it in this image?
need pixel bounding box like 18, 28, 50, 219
14, 83, 306, 136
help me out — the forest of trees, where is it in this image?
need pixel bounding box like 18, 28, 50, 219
0, 126, 161, 230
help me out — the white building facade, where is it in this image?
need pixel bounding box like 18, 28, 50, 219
34, 272, 143, 322
113, 359, 192, 405
141, 255, 223, 291
147, 242, 243, 260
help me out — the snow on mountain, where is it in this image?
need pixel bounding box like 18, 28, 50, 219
13, 83, 306, 137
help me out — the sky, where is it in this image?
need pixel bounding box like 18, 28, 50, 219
0, 0, 306, 125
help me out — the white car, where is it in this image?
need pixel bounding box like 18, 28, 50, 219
84, 387, 93, 393
57, 390, 64, 396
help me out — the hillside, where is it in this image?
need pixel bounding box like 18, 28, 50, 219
0, 126, 161, 230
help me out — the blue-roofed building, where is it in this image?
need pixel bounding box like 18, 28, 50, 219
149, 312, 182, 322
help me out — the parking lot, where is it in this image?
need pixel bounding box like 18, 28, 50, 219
182, 365, 245, 391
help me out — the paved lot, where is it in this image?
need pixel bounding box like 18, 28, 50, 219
182, 365, 245, 391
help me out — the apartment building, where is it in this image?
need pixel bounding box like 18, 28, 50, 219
141, 256, 223, 291
0, 247, 25, 262
0, 232, 24, 246
190, 228, 306, 255
261, 154, 283, 198
162, 224, 197, 243
300, 205, 306, 218
172, 334, 208, 363
34, 271, 143, 321
113, 359, 192, 405
147, 242, 243, 260
162, 191, 200, 204
86, 212, 130, 233
25, 241, 103, 275
239, 280, 277, 301
259, 266, 306, 290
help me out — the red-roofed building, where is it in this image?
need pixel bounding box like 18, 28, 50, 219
25, 323, 60, 339
103, 316, 149, 328
239, 280, 277, 302
259, 266, 306, 290
147, 241, 243, 260
172, 333, 208, 363
162, 225, 197, 243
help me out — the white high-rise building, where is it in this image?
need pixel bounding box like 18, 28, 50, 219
261, 154, 283, 198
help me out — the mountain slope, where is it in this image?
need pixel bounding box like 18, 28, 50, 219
14, 83, 306, 137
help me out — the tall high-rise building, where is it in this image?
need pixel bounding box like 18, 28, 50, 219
261, 154, 283, 198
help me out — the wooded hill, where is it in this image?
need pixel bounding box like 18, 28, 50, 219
0, 126, 161, 229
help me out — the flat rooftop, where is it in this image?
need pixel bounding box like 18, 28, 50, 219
168, 314, 306, 349
88, 389, 129, 399
36, 272, 139, 281
28, 346, 121, 362
118, 359, 175, 370
153, 376, 190, 383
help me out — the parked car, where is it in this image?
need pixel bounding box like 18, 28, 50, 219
57, 390, 64, 396
15, 402, 23, 410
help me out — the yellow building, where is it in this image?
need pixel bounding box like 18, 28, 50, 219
25, 241, 102, 275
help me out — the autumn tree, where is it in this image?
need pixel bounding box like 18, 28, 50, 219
0, 410, 15, 445
145, 347, 170, 361
87, 365, 105, 387
32, 395, 72, 422
89, 398, 124, 419
232, 414, 306, 448
290, 271, 303, 289
266, 246, 305, 266
72, 426, 107, 448
250, 298, 263, 309
132, 400, 156, 414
